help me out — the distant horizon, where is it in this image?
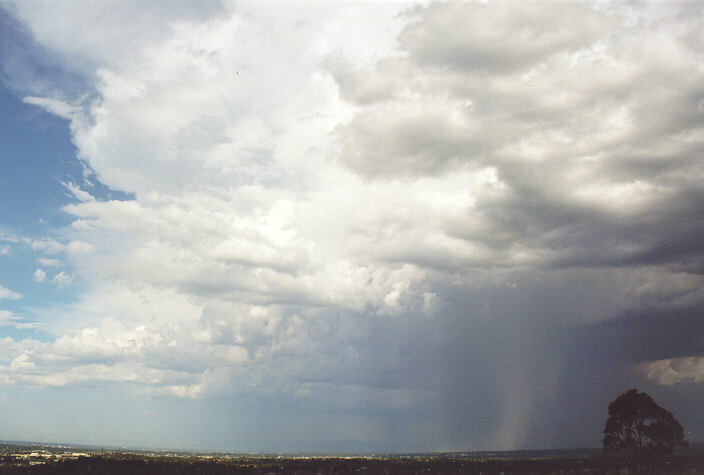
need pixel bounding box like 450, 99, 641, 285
0, 438, 609, 455
5, 437, 704, 457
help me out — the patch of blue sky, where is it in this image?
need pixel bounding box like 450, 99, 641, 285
0, 324, 53, 343
0, 240, 73, 342
0, 85, 131, 235
0, 86, 113, 340
0, 13, 132, 342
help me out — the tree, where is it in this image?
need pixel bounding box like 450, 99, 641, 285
603, 388, 688, 460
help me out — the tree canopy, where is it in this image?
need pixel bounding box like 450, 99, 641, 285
603, 388, 688, 459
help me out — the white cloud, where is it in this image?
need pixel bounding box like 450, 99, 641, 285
0, 310, 36, 330
0, 234, 19, 244
31, 239, 65, 254
0, 285, 22, 300
66, 240, 94, 255
644, 357, 704, 385
51, 271, 72, 287
37, 257, 61, 267
0, 310, 17, 326
63, 181, 95, 203
23, 96, 82, 121
0, 245, 9, 256
33, 269, 46, 283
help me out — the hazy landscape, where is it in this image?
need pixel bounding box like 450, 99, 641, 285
3, 442, 704, 474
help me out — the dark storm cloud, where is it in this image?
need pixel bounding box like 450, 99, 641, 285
320, 0, 704, 449
329, 0, 704, 276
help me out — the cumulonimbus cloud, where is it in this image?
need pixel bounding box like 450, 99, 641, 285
2, 0, 704, 450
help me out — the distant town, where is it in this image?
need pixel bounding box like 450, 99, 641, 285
3, 441, 704, 474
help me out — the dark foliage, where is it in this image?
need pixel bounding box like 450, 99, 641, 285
603, 388, 688, 460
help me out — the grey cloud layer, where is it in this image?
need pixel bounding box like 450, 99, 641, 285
333, 2, 704, 277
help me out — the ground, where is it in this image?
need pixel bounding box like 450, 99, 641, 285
2, 443, 704, 474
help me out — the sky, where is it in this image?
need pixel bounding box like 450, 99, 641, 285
0, 0, 704, 453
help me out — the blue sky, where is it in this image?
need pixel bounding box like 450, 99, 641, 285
1, 1, 704, 453
0, 78, 79, 339
0, 73, 130, 341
